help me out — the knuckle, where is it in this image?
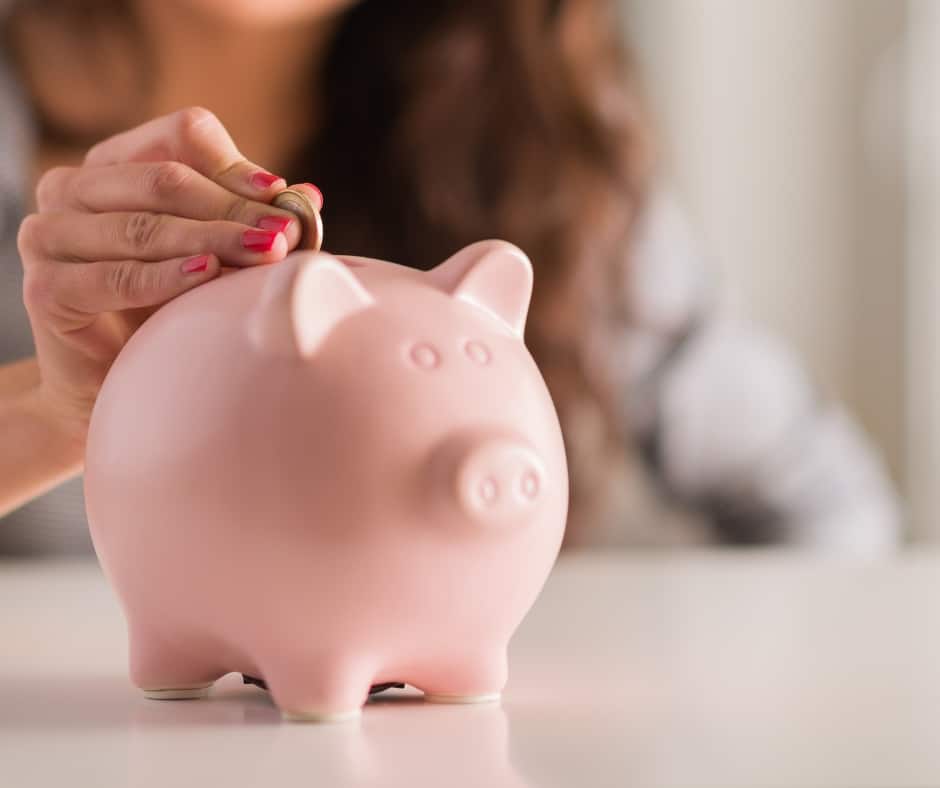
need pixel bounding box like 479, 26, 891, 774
176, 105, 220, 143
123, 211, 165, 251
84, 129, 122, 165
83, 141, 103, 164
16, 213, 44, 257
142, 161, 192, 199
21, 264, 55, 314
106, 261, 143, 302
221, 195, 252, 223
35, 166, 73, 210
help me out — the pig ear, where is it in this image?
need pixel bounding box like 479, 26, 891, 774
249, 252, 374, 357
430, 240, 533, 336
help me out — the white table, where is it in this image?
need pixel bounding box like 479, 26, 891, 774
1, 552, 937, 788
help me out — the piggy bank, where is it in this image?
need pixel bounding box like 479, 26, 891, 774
84, 240, 568, 722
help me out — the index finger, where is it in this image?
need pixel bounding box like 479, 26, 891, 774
84, 106, 287, 200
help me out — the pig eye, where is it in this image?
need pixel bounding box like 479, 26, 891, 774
408, 342, 441, 370
464, 340, 492, 366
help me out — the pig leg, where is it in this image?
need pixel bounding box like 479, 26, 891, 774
418, 649, 507, 704
260, 653, 373, 723
129, 622, 224, 700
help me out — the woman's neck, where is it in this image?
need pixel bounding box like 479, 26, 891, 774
134, 1, 337, 170
13, 1, 338, 173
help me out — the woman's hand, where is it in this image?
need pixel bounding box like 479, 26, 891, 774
17, 106, 322, 448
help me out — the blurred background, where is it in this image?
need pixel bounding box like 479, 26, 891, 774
623, 0, 936, 542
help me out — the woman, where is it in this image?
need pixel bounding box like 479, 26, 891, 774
0, 0, 900, 553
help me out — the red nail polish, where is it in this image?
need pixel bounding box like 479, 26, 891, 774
303, 183, 324, 209
181, 254, 210, 274
250, 171, 283, 190
243, 229, 280, 252
256, 215, 293, 233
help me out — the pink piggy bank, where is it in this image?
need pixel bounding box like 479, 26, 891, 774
84, 240, 568, 722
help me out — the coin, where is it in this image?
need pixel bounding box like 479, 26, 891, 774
272, 188, 324, 253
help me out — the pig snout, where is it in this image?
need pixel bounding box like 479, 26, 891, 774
448, 437, 546, 523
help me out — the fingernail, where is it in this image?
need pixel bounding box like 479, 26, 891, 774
256, 215, 293, 233
243, 229, 280, 252
303, 183, 324, 209
250, 171, 284, 190
181, 254, 210, 274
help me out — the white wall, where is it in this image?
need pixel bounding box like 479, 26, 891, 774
621, 0, 907, 514
905, 0, 940, 542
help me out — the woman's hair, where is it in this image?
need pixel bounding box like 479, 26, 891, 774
8, 0, 655, 545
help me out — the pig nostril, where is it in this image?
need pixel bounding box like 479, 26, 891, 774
478, 477, 499, 505
409, 342, 440, 370
464, 340, 492, 365
455, 441, 545, 521
519, 469, 540, 500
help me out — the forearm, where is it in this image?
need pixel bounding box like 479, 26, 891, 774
0, 385, 84, 518
0, 357, 40, 397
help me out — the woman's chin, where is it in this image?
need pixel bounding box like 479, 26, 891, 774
174, 0, 359, 27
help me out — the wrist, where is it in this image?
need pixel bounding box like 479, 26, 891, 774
20, 386, 88, 467
0, 385, 85, 517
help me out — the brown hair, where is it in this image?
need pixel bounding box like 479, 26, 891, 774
8, 0, 655, 546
